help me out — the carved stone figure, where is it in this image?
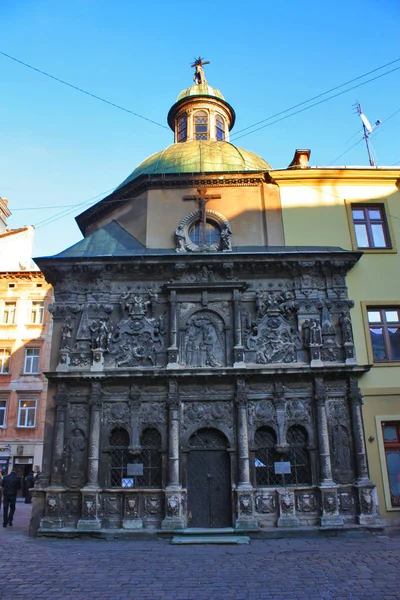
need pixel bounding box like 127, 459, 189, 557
167, 495, 180, 517
220, 224, 232, 251
332, 424, 352, 472
90, 317, 112, 351
175, 225, 186, 253
60, 316, 73, 349
184, 312, 224, 367
340, 312, 354, 344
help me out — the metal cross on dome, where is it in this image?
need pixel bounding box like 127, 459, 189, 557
191, 56, 209, 85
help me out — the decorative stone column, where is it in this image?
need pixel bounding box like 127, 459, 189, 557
315, 378, 343, 526
167, 290, 179, 368
49, 383, 68, 488
162, 378, 185, 530
349, 378, 380, 526
78, 381, 102, 531
235, 379, 258, 531
233, 290, 245, 367
315, 378, 334, 486
41, 383, 68, 531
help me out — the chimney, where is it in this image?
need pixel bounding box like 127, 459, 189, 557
288, 149, 311, 169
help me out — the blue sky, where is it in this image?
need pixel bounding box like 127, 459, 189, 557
1, 0, 399, 257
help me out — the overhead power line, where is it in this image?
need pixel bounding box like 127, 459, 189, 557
0, 50, 169, 130
230, 56, 400, 140
231, 64, 400, 141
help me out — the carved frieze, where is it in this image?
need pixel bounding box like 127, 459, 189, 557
295, 492, 317, 512
183, 401, 232, 430
255, 493, 277, 514
247, 314, 301, 364
125, 495, 139, 518
140, 402, 166, 424
286, 399, 310, 423
109, 315, 165, 368
248, 400, 275, 425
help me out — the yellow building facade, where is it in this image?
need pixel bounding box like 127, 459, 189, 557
272, 161, 400, 526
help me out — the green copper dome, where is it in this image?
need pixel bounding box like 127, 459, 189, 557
176, 83, 225, 102
116, 141, 270, 189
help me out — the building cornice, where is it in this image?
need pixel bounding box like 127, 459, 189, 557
269, 167, 400, 185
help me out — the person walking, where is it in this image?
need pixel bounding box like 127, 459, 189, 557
24, 471, 35, 504
2, 469, 21, 527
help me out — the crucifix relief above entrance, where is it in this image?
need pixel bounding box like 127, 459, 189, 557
175, 189, 232, 253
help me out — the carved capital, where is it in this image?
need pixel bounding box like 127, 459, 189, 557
235, 378, 247, 406
314, 377, 326, 404
349, 377, 363, 404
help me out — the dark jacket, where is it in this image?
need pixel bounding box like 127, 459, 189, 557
2, 472, 21, 497
25, 473, 35, 490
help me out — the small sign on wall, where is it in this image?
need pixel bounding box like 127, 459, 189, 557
122, 478, 134, 488
127, 463, 143, 476
274, 462, 291, 474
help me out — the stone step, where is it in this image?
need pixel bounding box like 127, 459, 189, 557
174, 527, 235, 535
171, 534, 250, 545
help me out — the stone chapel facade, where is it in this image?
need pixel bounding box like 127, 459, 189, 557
31, 63, 380, 535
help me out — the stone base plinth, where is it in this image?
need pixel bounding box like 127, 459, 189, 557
40, 517, 64, 530
320, 515, 344, 527
77, 518, 102, 531
277, 515, 300, 528
235, 516, 259, 531
122, 518, 143, 530
161, 517, 185, 531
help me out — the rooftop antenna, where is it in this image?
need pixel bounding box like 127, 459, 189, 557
355, 103, 381, 166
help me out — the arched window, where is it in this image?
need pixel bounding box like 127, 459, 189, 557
177, 113, 187, 142
286, 426, 311, 485
215, 114, 225, 141
189, 219, 221, 247
254, 427, 281, 486
136, 428, 162, 488
194, 111, 208, 140
110, 428, 130, 487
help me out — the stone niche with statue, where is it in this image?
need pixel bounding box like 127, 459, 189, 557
31, 249, 380, 536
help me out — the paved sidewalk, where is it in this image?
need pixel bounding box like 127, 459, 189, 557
0, 503, 399, 600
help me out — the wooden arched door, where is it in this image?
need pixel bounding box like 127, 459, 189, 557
187, 428, 232, 528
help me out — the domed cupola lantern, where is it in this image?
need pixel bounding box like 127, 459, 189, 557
167, 57, 236, 143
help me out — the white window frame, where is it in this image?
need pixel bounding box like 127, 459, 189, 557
0, 348, 10, 374
30, 301, 44, 324
24, 348, 40, 374
0, 400, 7, 427
3, 302, 16, 324
18, 399, 37, 428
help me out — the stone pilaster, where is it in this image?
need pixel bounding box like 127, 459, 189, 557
349, 378, 370, 483
167, 290, 179, 368
235, 378, 258, 530
314, 378, 343, 526
78, 381, 102, 531
349, 379, 381, 526
314, 378, 334, 485
162, 378, 184, 530
277, 489, 299, 527
233, 289, 245, 367
49, 384, 68, 489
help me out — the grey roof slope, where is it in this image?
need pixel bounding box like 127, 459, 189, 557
53, 221, 144, 258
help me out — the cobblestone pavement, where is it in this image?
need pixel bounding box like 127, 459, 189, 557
0, 503, 399, 600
